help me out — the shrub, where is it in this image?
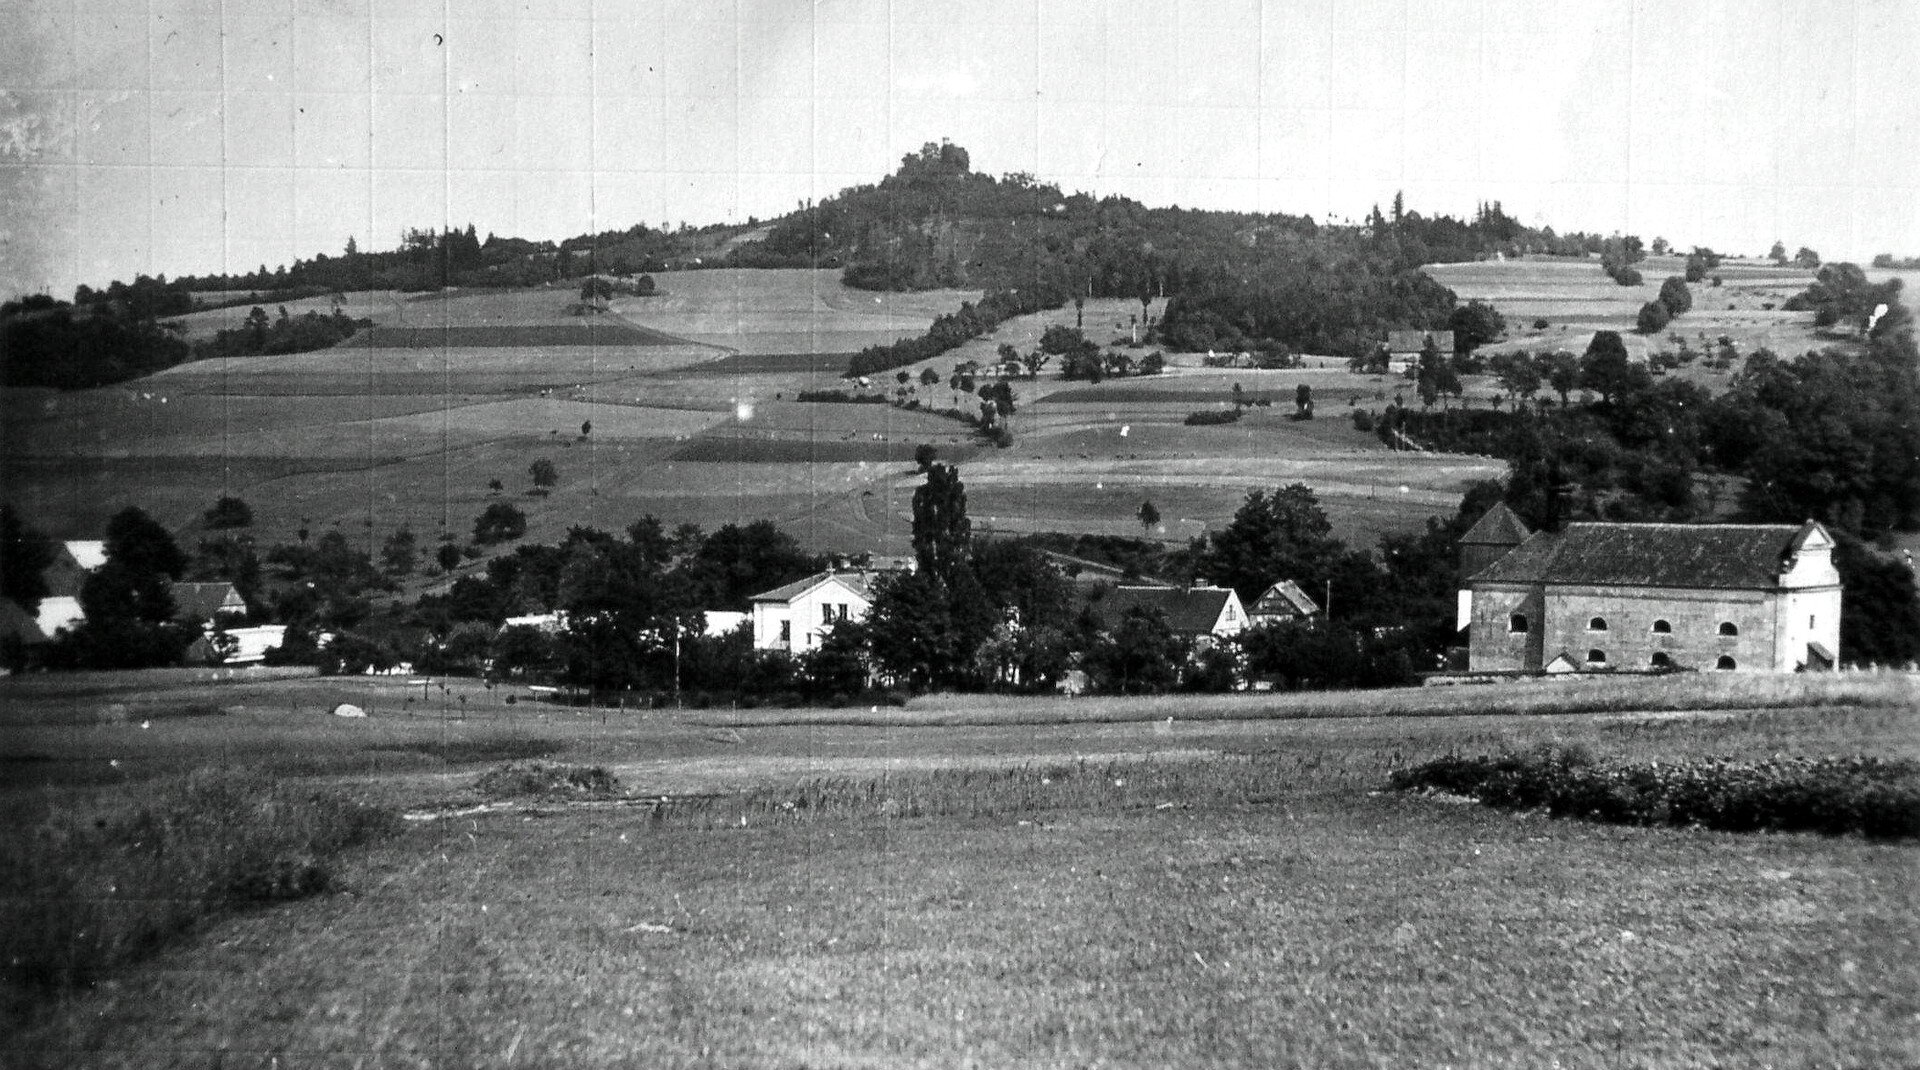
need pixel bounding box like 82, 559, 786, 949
0, 770, 395, 997
1183, 409, 1242, 426
1636, 300, 1672, 334
1532, 318, 1550, 330
473, 501, 527, 544
202, 495, 253, 529
476, 761, 622, 799
1351, 408, 1375, 432
1392, 750, 1920, 840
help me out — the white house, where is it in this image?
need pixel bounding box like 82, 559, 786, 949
749, 570, 880, 653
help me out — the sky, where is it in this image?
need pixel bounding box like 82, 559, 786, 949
4, 0, 1917, 300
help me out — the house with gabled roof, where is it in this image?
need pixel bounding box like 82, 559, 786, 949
43, 540, 107, 597
1461, 510, 1841, 674
1386, 329, 1454, 373
1248, 580, 1320, 627
1087, 584, 1248, 643
170, 582, 248, 628
749, 569, 881, 653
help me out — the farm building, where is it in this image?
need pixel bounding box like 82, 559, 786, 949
43, 539, 107, 597
1461, 511, 1841, 674
170, 582, 247, 628
1087, 584, 1248, 643
1385, 330, 1454, 372
1248, 580, 1320, 626
185, 625, 287, 665
750, 569, 882, 653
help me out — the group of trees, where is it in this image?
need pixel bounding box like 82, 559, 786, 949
1, 295, 193, 389
1637, 277, 1694, 334
845, 286, 1068, 379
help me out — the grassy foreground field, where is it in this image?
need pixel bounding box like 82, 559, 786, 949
3, 672, 1916, 1067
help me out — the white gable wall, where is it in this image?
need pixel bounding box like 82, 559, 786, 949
751, 576, 873, 653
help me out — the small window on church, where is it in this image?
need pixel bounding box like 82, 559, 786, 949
1651, 619, 1671, 634
1650, 652, 1672, 669
1716, 655, 1737, 670
1719, 621, 1739, 637
1509, 613, 1528, 634
1588, 617, 1608, 632
1586, 649, 1607, 665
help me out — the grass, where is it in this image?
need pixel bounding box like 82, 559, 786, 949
0, 769, 396, 1021
703, 670, 1920, 728
5, 732, 1913, 1066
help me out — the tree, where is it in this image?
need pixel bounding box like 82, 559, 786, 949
474, 502, 528, 544
1294, 383, 1314, 419
1650, 237, 1669, 256
488, 478, 504, 494
529, 458, 558, 488
1195, 484, 1346, 606
1795, 247, 1821, 269
381, 525, 418, 576
436, 542, 464, 573
1448, 299, 1506, 352
685, 519, 821, 610
1137, 499, 1160, 536
1637, 300, 1672, 334
59, 506, 190, 668
1038, 324, 1088, 356
202, 495, 253, 529
914, 443, 938, 472
1492, 352, 1542, 404
911, 464, 971, 582
1543, 351, 1580, 406
919, 367, 940, 391
1657, 276, 1692, 317
1580, 330, 1640, 404
0, 504, 57, 613
1769, 241, 1788, 266
581, 420, 592, 437
1087, 606, 1182, 694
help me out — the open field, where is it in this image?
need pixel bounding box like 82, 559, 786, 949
3, 671, 1915, 1067
8, 272, 1500, 565
1427, 255, 1829, 365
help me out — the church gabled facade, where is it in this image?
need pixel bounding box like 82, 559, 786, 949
1461, 507, 1841, 674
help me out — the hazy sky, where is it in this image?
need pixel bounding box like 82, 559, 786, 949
4, 0, 1917, 299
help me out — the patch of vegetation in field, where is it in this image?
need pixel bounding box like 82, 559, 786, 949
1395, 747, 1920, 840
475, 760, 622, 800
0, 770, 394, 1019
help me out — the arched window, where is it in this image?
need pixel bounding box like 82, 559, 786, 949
1716, 655, 1737, 671
1586, 649, 1608, 665
1719, 621, 1739, 637
1588, 617, 1608, 632
1508, 613, 1529, 634
1651, 619, 1672, 634
1650, 652, 1673, 669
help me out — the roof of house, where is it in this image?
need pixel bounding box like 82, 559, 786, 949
0, 598, 48, 645
1250, 580, 1319, 618
1468, 521, 1825, 591
748, 570, 877, 604
62, 540, 108, 571
1090, 585, 1237, 635
170, 581, 245, 620
1459, 502, 1532, 547
1386, 329, 1454, 353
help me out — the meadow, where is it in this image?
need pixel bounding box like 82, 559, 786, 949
2, 670, 1915, 1067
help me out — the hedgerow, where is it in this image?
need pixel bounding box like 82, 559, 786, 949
1393, 747, 1920, 840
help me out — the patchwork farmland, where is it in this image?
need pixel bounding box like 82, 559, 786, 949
1, 269, 1506, 565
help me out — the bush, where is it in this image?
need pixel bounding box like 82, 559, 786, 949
1392, 750, 1920, 840
1636, 300, 1672, 334
473, 501, 527, 544
476, 761, 622, 799
1183, 409, 1243, 426
1351, 408, 1375, 432
0, 770, 395, 997
202, 495, 253, 529
1612, 266, 1643, 287
1532, 318, 1550, 330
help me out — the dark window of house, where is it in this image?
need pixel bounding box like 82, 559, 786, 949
1719, 621, 1739, 637
1589, 617, 1608, 632
1651, 619, 1672, 634
1716, 655, 1737, 670
779, 620, 790, 642
1587, 649, 1607, 665
1650, 652, 1672, 669
1509, 613, 1529, 634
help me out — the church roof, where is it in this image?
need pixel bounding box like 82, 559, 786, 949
1468, 521, 1825, 591
1459, 502, 1532, 547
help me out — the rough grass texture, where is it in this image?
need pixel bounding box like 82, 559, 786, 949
700, 672, 1920, 727
475, 761, 622, 800
0, 770, 394, 1009
1394, 747, 1920, 840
